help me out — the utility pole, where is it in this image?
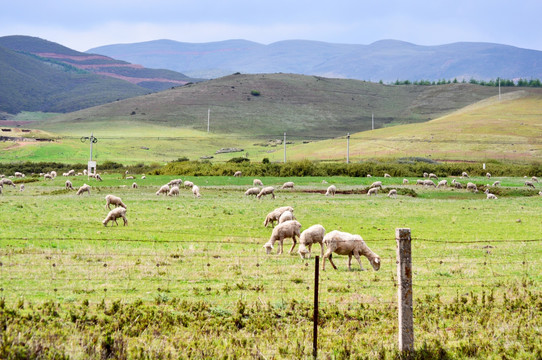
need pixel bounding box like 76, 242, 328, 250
80, 133, 98, 175
283, 132, 287, 163
346, 133, 350, 164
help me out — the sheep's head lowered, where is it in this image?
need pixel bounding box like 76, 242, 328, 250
369, 256, 381, 271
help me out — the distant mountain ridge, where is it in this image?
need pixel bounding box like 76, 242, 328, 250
88, 39, 542, 81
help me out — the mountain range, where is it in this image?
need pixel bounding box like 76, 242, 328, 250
88, 39, 542, 81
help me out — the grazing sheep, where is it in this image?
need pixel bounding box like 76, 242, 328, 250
244, 187, 260, 196
95, 174, 103, 181
102, 207, 128, 226
257, 186, 275, 199
492, 181, 501, 187
253, 179, 264, 186
451, 179, 463, 189
387, 189, 397, 198
281, 181, 294, 189
278, 210, 295, 224
83, 169, 88, 175
263, 206, 294, 227
105, 194, 127, 210
525, 180, 536, 189
322, 230, 381, 271
429, 173, 438, 180
167, 179, 183, 187
65, 180, 74, 190
403, 179, 409, 185
44, 174, 53, 180
322, 180, 328, 184
384, 173, 391, 178
76, 184, 91, 195
539, 191, 542, 196
325, 185, 336, 196
126, 176, 135, 180
423, 172, 428, 178
1, 179, 16, 187
233, 171, 242, 177
461, 171, 469, 178
484, 189, 498, 199
423, 179, 436, 187
416, 179, 425, 186
132, 182, 138, 189
156, 184, 170, 195
366, 174, 372, 177
466, 182, 478, 192
50, 171, 57, 178
184, 180, 194, 188
19, 184, 25, 192
192, 185, 201, 197
370, 181, 383, 189
298, 224, 326, 259
486, 172, 492, 179
141, 175, 146, 179
168, 186, 180, 197
532, 176, 539, 183
436, 180, 448, 188
14, 172, 25, 178
263, 220, 302, 255
367, 187, 378, 196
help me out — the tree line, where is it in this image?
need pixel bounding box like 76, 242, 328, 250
388, 78, 542, 87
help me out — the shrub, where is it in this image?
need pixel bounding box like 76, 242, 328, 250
227, 157, 250, 163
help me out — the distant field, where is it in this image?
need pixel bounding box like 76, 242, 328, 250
0, 174, 541, 358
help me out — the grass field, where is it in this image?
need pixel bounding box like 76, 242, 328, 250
1, 174, 541, 358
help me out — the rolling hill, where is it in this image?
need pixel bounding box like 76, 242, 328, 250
0, 36, 201, 114
88, 39, 542, 81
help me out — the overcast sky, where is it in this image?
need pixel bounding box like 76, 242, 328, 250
1, 0, 541, 52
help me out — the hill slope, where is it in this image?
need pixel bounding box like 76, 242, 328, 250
88, 39, 542, 81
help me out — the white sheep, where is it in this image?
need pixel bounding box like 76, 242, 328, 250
263, 206, 294, 227
263, 220, 302, 255
244, 187, 260, 196
0, 179, 15, 188
76, 184, 91, 195
168, 186, 180, 196
429, 173, 438, 180
132, 182, 138, 189
416, 179, 425, 186
50, 171, 57, 178
278, 210, 295, 224
325, 185, 336, 196
486, 172, 492, 179
461, 171, 469, 178
384, 173, 391, 178
281, 181, 294, 189
423, 172, 428, 178
492, 181, 501, 187
19, 184, 25, 192
525, 180, 536, 189
257, 186, 275, 199
322, 230, 381, 271
532, 176, 539, 183
65, 180, 74, 190
168, 179, 183, 187
126, 176, 134, 180
156, 184, 170, 195
298, 224, 326, 259
105, 194, 127, 209
102, 207, 128, 226
95, 174, 103, 181
403, 179, 409, 185
423, 179, 436, 187
184, 180, 194, 188
387, 189, 397, 198
484, 189, 498, 199
14, 172, 25, 178
366, 174, 371, 177
233, 171, 242, 177
192, 185, 201, 198
322, 180, 328, 184
369, 181, 383, 189
436, 179, 448, 188
466, 182, 478, 192
44, 174, 53, 180
253, 179, 264, 186
367, 187, 378, 196
141, 175, 146, 179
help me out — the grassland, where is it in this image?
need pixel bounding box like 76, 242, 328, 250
1, 174, 541, 358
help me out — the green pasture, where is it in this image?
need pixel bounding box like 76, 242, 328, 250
1, 174, 541, 358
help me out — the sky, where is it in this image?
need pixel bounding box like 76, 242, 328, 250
1, 0, 541, 52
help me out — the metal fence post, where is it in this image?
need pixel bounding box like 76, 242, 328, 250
313, 255, 320, 359
396, 228, 414, 353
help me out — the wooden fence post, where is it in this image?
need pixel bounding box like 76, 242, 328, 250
396, 228, 414, 353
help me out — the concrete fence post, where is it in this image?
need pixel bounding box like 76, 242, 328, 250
396, 228, 414, 353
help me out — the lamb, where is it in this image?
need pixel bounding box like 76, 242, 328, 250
19, 184, 25, 192
263, 206, 294, 227
486, 172, 492, 179
367, 187, 378, 196
156, 184, 170, 195
492, 181, 501, 187
102, 207, 128, 226
168, 186, 180, 197
322, 230, 381, 271
131, 182, 138, 189
192, 185, 201, 197
298, 224, 326, 259
105, 194, 127, 209
525, 180, 536, 189
387, 189, 397, 198
466, 182, 478, 192
245, 187, 260, 196
429, 173, 438, 180
436, 179, 448, 188
369, 181, 383, 189
184, 180, 194, 188
253, 179, 264, 186
281, 181, 294, 189
1, 179, 16, 187
257, 186, 275, 199
65, 180, 74, 190
403, 179, 409, 185
233, 171, 242, 177
461, 171, 469, 178
423, 179, 436, 187
278, 210, 295, 224
76, 184, 91, 195
263, 220, 302, 255
325, 185, 336, 196
484, 189, 498, 199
